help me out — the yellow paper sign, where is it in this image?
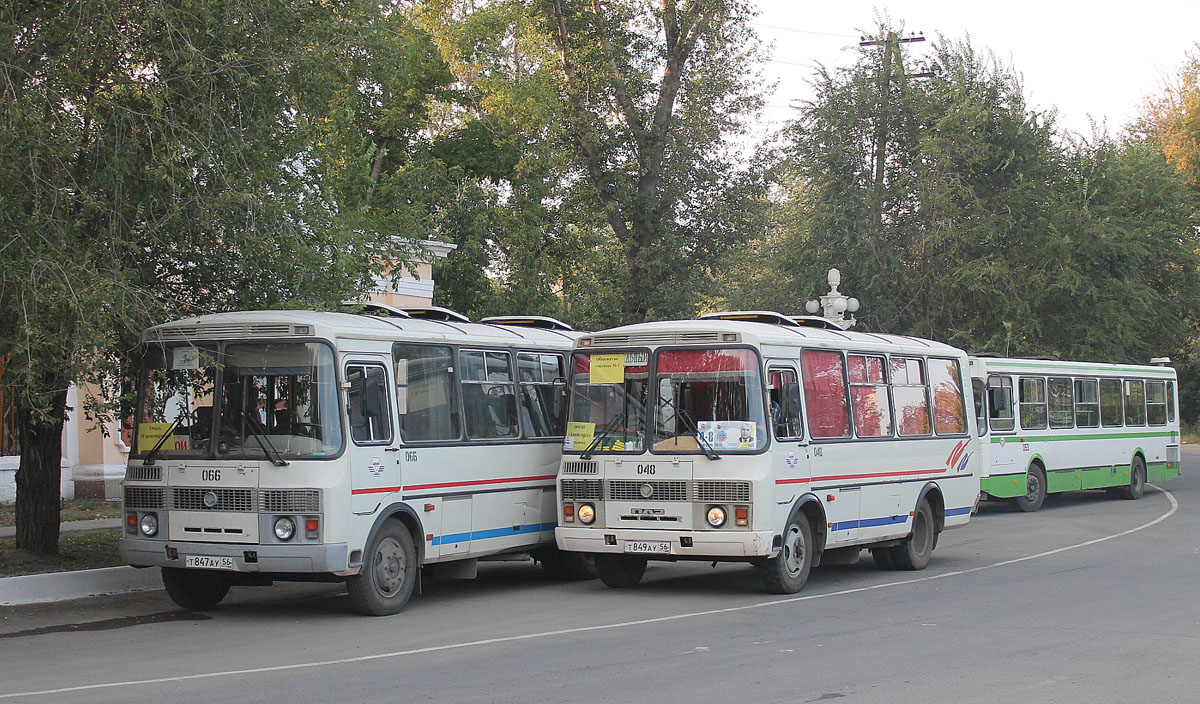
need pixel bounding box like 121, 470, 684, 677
566, 422, 596, 446
137, 422, 173, 450
590, 354, 626, 384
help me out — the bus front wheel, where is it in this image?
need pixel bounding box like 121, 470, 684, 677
762, 515, 813, 594
890, 499, 936, 570
1117, 456, 1147, 500
1013, 464, 1047, 512
162, 567, 231, 610
347, 520, 417, 616
595, 554, 647, 588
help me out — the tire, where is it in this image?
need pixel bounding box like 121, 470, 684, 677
762, 514, 814, 594
891, 499, 936, 571
1013, 464, 1047, 512
594, 554, 647, 588
161, 567, 231, 610
870, 547, 896, 570
537, 547, 598, 580
1117, 456, 1147, 500
346, 520, 418, 616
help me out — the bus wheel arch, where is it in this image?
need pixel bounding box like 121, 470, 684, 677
916, 483, 946, 536
890, 496, 936, 570
790, 495, 827, 559
346, 516, 419, 616
762, 497, 822, 594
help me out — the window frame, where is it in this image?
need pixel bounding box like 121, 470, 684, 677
1099, 377, 1124, 428
1122, 378, 1146, 427
345, 362, 395, 446
927, 357, 968, 437
847, 353, 894, 439
1046, 376, 1074, 430
987, 375, 1015, 432
393, 342, 463, 444
891, 356, 933, 437
1018, 376, 1048, 430
801, 348, 852, 441
516, 351, 568, 440
768, 365, 805, 441
1073, 377, 1100, 428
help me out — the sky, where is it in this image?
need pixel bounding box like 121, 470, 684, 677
750, 0, 1200, 138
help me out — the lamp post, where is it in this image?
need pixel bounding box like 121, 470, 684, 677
804, 268, 860, 330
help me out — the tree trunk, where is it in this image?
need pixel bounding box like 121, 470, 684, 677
14, 379, 68, 555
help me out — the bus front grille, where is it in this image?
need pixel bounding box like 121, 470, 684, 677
124, 465, 162, 482
172, 487, 254, 512
608, 480, 688, 502
124, 486, 166, 510
561, 461, 598, 475
693, 481, 751, 503
260, 489, 321, 513
561, 479, 602, 500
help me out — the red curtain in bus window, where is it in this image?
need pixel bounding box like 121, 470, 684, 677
801, 350, 850, 438
655, 348, 756, 373
928, 358, 966, 434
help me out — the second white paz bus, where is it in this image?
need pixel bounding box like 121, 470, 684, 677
555, 312, 979, 593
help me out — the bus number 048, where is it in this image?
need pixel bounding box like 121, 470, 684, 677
637, 464, 656, 475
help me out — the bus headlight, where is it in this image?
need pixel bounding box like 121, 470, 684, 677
706, 506, 727, 528
578, 503, 596, 525
274, 517, 296, 541
139, 513, 159, 537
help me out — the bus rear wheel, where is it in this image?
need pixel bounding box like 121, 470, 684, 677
162, 567, 231, 610
1013, 464, 1047, 512
595, 554, 647, 588
762, 515, 813, 594
1117, 456, 1147, 500
890, 499, 936, 570
346, 520, 417, 616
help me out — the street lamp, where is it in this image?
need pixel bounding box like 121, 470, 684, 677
805, 268, 860, 329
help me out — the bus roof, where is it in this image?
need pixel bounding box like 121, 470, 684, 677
578, 316, 965, 357
968, 355, 1175, 377
142, 310, 582, 348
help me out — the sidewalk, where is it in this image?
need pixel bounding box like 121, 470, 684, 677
0, 518, 162, 606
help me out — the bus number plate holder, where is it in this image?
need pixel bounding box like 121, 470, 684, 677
623, 541, 671, 554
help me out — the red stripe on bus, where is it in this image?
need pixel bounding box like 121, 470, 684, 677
403, 474, 558, 492
776, 467, 946, 485
351, 486, 402, 495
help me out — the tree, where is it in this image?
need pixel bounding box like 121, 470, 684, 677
0, 0, 418, 553
733, 25, 1200, 368
1137, 45, 1200, 189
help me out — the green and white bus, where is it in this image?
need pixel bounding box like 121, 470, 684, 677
968, 355, 1181, 511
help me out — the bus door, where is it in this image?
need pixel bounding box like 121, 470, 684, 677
798, 350, 861, 541
971, 377, 990, 471
767, 363, 807, 487
345, 359, 401, 515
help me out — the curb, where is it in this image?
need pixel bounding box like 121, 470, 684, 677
0, 566, 162, 606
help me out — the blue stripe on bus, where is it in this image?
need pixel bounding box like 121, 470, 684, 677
431, 522, 557, 545
830, 506, 972, 531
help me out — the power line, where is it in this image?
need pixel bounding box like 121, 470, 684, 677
751, 22, 858, 39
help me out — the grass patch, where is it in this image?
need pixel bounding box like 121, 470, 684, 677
1182, 420, 1200, 445
0, 498, 122, 528
0, 529, 124, 578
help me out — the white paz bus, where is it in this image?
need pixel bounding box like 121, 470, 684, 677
555, 312, 980, 593
969, 355, 1181, 511
119, 307, 589, 615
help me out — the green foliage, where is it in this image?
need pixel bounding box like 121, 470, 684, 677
729, 25, 1200, 389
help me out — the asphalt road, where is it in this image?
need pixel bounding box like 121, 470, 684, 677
3, 448, 1198, 703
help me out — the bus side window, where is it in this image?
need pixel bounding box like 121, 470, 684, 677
1074, 378, 1099, 428
1123, 379, 1146, 426
987, 376, 1014, 432
346, 364, 393, 445
768, 368, 803, 440
891, 356, 931, 436
1166, 380, 1176, 423
1047, 377, 1074, 429
971, 378, 986, 436
1100, 378, 1124, 427
928, 358, 966, 435
1146, 381, 1167, 426
800, 350, 851, 439
393, 343, 461, 442
518, 352, 567, 438
1018, 377, 1047, 429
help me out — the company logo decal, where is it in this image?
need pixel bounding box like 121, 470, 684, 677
368, 457, 386, 477
945, 440, 973, 473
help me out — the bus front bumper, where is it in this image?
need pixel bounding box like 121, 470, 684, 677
119, 537, 351, 575
556, 526, 775, 558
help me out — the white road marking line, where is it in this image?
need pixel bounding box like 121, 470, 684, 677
0, 485, 1178, 701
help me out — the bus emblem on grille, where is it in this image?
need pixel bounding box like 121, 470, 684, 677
203, 491, 219, 508
640, 483, 654, 498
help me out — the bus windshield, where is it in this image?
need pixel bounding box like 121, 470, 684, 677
653, 348, 767, 452
134, 342, 343, 461
566, 350, 649, 453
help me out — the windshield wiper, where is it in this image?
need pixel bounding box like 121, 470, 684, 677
243, 411, 289, 467
142, 416, 184, 465
657, 395, 721, 460
580, 412, 624, 460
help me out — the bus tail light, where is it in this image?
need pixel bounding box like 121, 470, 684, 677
563, 504, 575, 522
735, 506, 749, 527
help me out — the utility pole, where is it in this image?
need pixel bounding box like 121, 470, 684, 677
859, 31, 926, 234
